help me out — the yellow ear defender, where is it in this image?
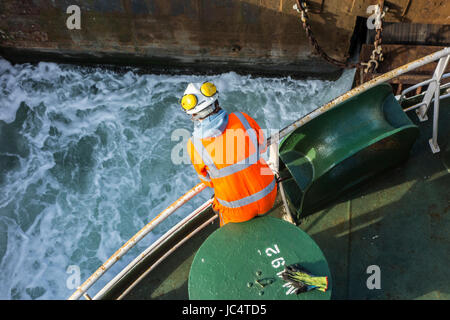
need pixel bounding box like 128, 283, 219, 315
180, 94, 198, 111
200, 82, 217, 97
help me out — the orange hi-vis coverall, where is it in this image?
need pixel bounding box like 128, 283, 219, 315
187, 110, 277, 226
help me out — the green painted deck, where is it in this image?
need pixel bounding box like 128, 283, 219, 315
299, 98, 450, 299
121, 97, 449, 300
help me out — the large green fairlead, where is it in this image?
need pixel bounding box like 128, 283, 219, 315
188, 216, 332, 300
279, 83, 419, 222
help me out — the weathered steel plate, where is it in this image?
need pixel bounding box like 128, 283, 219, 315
188, 216, 332, 300
359, 45, 450, 85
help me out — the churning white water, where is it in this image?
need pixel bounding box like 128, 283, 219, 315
0, 58, 355, 299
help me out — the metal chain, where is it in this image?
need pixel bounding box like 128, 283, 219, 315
364, 0, 387, 73
294, 0, 386, 74
293, 0, 360, 69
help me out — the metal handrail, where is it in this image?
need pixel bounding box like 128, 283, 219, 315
68, 182, 207, 300
116, 214, 218, 300
399, 73, 450, 99
92, 198, 214, 300
402, 89, 450, 113
69, 46, 450, 300
401, 54, 450, 153
268, 47, 450, 146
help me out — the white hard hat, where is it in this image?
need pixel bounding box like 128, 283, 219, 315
180, 82, 219, 117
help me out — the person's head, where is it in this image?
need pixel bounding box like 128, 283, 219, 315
180, 82, 220, 121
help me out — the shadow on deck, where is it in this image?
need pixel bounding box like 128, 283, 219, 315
300, 98, 450, 299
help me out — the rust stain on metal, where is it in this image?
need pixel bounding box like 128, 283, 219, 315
0, 0, 357, 77
360, 45, 450, 85
429, 212, 441, 221
274, 47, 450, 146
368, 138, 400, 152
428, 204, 442, 222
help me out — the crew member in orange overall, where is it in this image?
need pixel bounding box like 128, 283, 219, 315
180, 82, 277, 226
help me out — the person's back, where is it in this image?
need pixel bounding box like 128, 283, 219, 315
180, 82, 277, 226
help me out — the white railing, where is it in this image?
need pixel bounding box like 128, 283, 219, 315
69, 47, 450, 300
397, 54, 450, 153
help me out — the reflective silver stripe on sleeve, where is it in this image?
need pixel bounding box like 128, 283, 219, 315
199, 173, 211, 182
216, 178, 276, 208
219, 211, 224, 225
191, 136, 219, 177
